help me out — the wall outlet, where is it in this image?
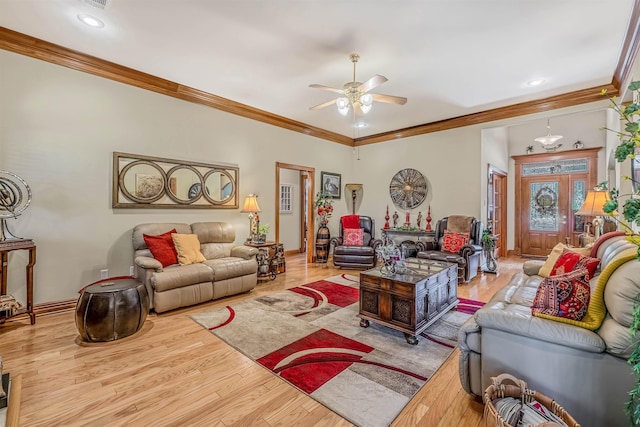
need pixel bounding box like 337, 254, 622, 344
100, 269, 109, 279
129, 265, 134, 276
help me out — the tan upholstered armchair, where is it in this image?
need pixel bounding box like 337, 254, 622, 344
416, 215, 483, 283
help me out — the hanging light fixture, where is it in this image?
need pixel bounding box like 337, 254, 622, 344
534, 119, 563, 151
338, 55, 375, 115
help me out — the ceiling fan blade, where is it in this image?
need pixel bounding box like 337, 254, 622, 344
309, 84, 344, 94
310, 98, 338, 110
372, 93, 407, 105
358, 75, 388, 93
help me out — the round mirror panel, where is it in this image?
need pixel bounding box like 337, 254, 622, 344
203, 170, 236, 204
119, 160, 167, 203
0, 170, 32, 219
389, 168, 428, 209
165, 165, 204, 204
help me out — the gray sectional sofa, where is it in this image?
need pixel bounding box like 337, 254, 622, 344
458, 232, 640, 427
132, 222, 258, 313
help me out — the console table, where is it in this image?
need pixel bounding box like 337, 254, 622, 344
0, 240, 36, 324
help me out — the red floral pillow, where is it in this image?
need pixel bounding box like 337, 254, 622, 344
441, 230, 470, 254
343, 228, 364, 246
550, 248, 600, 279
531, 268, 591, 321
143, 229, 178, 267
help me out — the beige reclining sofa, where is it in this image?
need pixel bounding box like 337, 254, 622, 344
132, 222, 258, 313
458, 232, 640, 427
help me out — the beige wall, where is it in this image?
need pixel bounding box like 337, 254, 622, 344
1, 48, 617, 305
1, 50, 355, 304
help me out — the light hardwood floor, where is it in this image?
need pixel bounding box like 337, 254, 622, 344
0, 254, 526, 426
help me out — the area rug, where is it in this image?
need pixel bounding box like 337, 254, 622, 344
191, 274, 484, 427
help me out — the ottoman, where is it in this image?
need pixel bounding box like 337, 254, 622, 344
76, 278, 149, 342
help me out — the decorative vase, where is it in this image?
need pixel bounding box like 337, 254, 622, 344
315, 223, 330, 263
380, 258, 396, 276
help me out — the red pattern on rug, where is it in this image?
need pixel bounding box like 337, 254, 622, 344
455, 297, 485, 315
290, 280, 359, 308
257, 328, 374, 393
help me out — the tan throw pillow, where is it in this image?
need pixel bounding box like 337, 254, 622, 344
171, 233, 206, 265
538, 243, 592, 277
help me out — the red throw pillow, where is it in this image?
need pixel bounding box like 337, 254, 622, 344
441, 230, 470, 254
550, 248, 600, 279
143, 229, 178, 267
531, 268, 591, 321
343, 228, 364, 246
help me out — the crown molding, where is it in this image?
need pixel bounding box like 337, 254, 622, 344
0, 26, 352, 146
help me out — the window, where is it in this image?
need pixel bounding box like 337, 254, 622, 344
280, 184, 293, 213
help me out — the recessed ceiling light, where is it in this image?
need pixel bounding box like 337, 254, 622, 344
77, 13, 105, 28
527, 78, 546, 87
354, 123, 368, 129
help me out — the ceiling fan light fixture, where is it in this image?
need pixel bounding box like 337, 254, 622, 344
336, 97, 350, 116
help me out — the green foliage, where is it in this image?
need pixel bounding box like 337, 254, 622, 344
606, 81, 640, 426
257, 224, 269, 235
481, 229, 495, 251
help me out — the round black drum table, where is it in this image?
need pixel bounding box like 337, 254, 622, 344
76, 278, 149, 342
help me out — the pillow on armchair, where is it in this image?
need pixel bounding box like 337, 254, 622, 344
343, 228, 364, 246
441, 230, 470, 253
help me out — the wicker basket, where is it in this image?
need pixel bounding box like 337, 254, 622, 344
483, 373, 581, 427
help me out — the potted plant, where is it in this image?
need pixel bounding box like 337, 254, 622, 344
314, 191, 334, 226
602, 80, 640, 425
481, 229, 497, 273
255, 224, 269, 243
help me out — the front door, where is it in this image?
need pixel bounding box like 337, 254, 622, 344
514, 148, 599, 256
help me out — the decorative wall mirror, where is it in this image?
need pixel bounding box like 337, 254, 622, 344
113, 152, 239, 209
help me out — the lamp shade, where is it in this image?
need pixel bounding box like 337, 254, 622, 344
345, 183, 363, 192
575, 190, 611, 217
240, 194, 261, 213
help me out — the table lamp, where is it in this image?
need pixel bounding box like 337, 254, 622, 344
575, 189, 614, 240
240, 194, 261, 242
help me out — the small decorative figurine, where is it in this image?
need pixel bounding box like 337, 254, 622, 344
416, 211, 422, 228
393, 211, 399, 228
425, 205, 432, 231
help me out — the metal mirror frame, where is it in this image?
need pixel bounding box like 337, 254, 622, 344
112, 152, 239, 209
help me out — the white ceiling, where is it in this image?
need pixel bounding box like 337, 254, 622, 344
0, 0, 636, 139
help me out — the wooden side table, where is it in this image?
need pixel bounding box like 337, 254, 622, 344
0, 239, 36, 324
244, 241, 284, 280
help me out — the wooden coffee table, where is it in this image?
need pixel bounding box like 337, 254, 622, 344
359, 258, 458, 344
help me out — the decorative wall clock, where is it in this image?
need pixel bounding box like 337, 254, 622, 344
389, 168, 427, 209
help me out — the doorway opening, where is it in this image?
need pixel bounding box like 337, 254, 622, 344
275, 162, 315, 264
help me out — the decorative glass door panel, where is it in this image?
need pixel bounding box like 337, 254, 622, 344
573, 180, 587, 234
529, 182, 559, 232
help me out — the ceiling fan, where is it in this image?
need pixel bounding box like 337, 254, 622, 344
309, 53, 407, 116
